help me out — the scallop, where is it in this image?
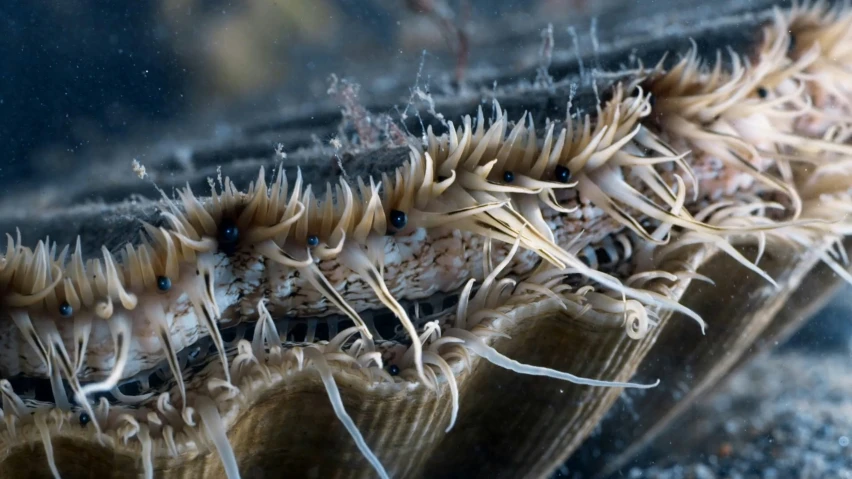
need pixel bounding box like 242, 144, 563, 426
2, 2, 852, 478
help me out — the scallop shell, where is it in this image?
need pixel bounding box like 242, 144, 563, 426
2, 1, 852, 478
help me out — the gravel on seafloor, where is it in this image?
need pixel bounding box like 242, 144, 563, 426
613, 350, 852, 479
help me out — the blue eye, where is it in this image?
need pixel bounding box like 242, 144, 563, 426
503, 171, 515, 183
157, 276, 172, 292
388, 364, 400, 376
555, 165, 571, 183
218, 219, 240, 255
221, 225, 239, 243
307, 235, 319, 247
390, 210, 407, 229
59, 301, 73, 318
79, 412, 90, 426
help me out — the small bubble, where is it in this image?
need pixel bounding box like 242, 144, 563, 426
840, 436, 849, 447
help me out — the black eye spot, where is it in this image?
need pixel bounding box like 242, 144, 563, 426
555, 165, 572, 183
218, 219, 240, 255
221, 223, 239, 242
59, 301, 73, 318
390, 210, 407, 229
157, 276, 172, 292
757, 87, 768, 99
307, 235, 319, 247
503, 170, 515, 183
388, 364, 400, 376
79, 412, 90, 427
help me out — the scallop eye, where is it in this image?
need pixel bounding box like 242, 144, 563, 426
157, 276, 172, 292
757, 87, 768, 99
390, 210, 407, 229
555, 165, 572, 183
388, 364, 400, 376
79, 412, 90, 427
218, 219, 240, 254
503, 170, 515, 183
307, 235, 319, 247
59, 301, 73, 318
220, 222, 239, 243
